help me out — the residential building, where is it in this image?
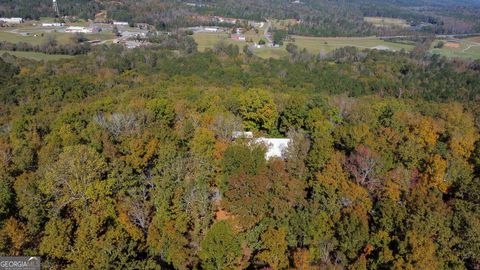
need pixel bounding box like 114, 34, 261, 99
255, 138, 291, 160
232, 131, 291, 159
113, 21, 129, 26
42, 23, 64, 27
65, 26, 92, 33
0, 17, 23, 24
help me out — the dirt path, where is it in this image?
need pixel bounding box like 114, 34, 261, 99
263, 20, 272, 43
462, 44, 480, 52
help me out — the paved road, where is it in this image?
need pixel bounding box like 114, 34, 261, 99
378, 33, 480, 39
264, 19, 273, 43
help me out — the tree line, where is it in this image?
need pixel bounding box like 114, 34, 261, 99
2, 0, 479, 37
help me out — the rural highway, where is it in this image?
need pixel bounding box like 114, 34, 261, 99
264, 20, 273, 43
378, 33, 480, 39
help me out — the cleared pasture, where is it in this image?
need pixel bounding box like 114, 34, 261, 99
194, 32, 415, 59
270, 19, 299, 30
364, 17, 409, 28
0, 30, 115, 45
193, 32, 247, 51
0, 50, 73, 61
290, 35, 414, 54
430, 38, 480, 59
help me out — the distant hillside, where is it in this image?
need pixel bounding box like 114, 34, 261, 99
1, 0, 479, 36
0, 0, 102, 20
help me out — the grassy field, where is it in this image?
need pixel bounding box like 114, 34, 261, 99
194, 32, 415, 59
270, 19, 299, 30
0, 50, 73, 61
0, 27, 115, 46
364, 17, 409, 28
430, 38, 480, 59
251, 48, 289, 58
466, 36, 480, 43
289, 36, 414, 54
193, 32, 247, 51
0, 31, 73, 45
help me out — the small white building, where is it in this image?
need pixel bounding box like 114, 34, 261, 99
255, 138, 291, 160
0, 17, 23, 24
204, 27, 220, 32
42, 22, 64, 27
372, 45, 393, 51
65, 26, 92, 33
232, 131, 254, 139
113, 21, 129, 26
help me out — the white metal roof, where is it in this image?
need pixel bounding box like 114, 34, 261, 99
255, 138, 290, 160
232, 131, 254, 139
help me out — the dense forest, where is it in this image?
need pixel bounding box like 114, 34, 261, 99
0, 0, 102, 20
1, 0, 480, 36
0, 41, 480, 269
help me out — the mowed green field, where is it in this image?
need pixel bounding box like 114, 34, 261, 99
430, 37, 480, 60
289, 36, 414, 54
193, 32, 248, 51
0, 50, 73, 61
0, 31, 73, 45
0, 29, 115, 46
194, 32, 415, 59
270, 19, 299, 30
251, 48, 289, 59
364, 17, 409, 28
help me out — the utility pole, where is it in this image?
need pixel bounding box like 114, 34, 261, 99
53, 0, 60, 18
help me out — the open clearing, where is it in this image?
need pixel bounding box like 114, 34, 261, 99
430, 37, 480, 59
467, 36, 480, 43
364, 17, 410, 28
0, 18, 118, 46
290, 35, 414, 54
444, 42, 460, 48
193, 32, 247, 51
194, 32, 415, 59
0, 30, 115, 46
270, 19, 299, 30
0, 50, 73, 61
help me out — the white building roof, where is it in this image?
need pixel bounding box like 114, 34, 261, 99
113, 21, 129, 25
0, 17, 23, 23
255, 138, 290, 160
66, 26, 85, 30
42, 22, 64, 27
372, 45, 392, 51
232, 131, 254, 139
65, 26, 92, 33
232, 131, 291, 160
